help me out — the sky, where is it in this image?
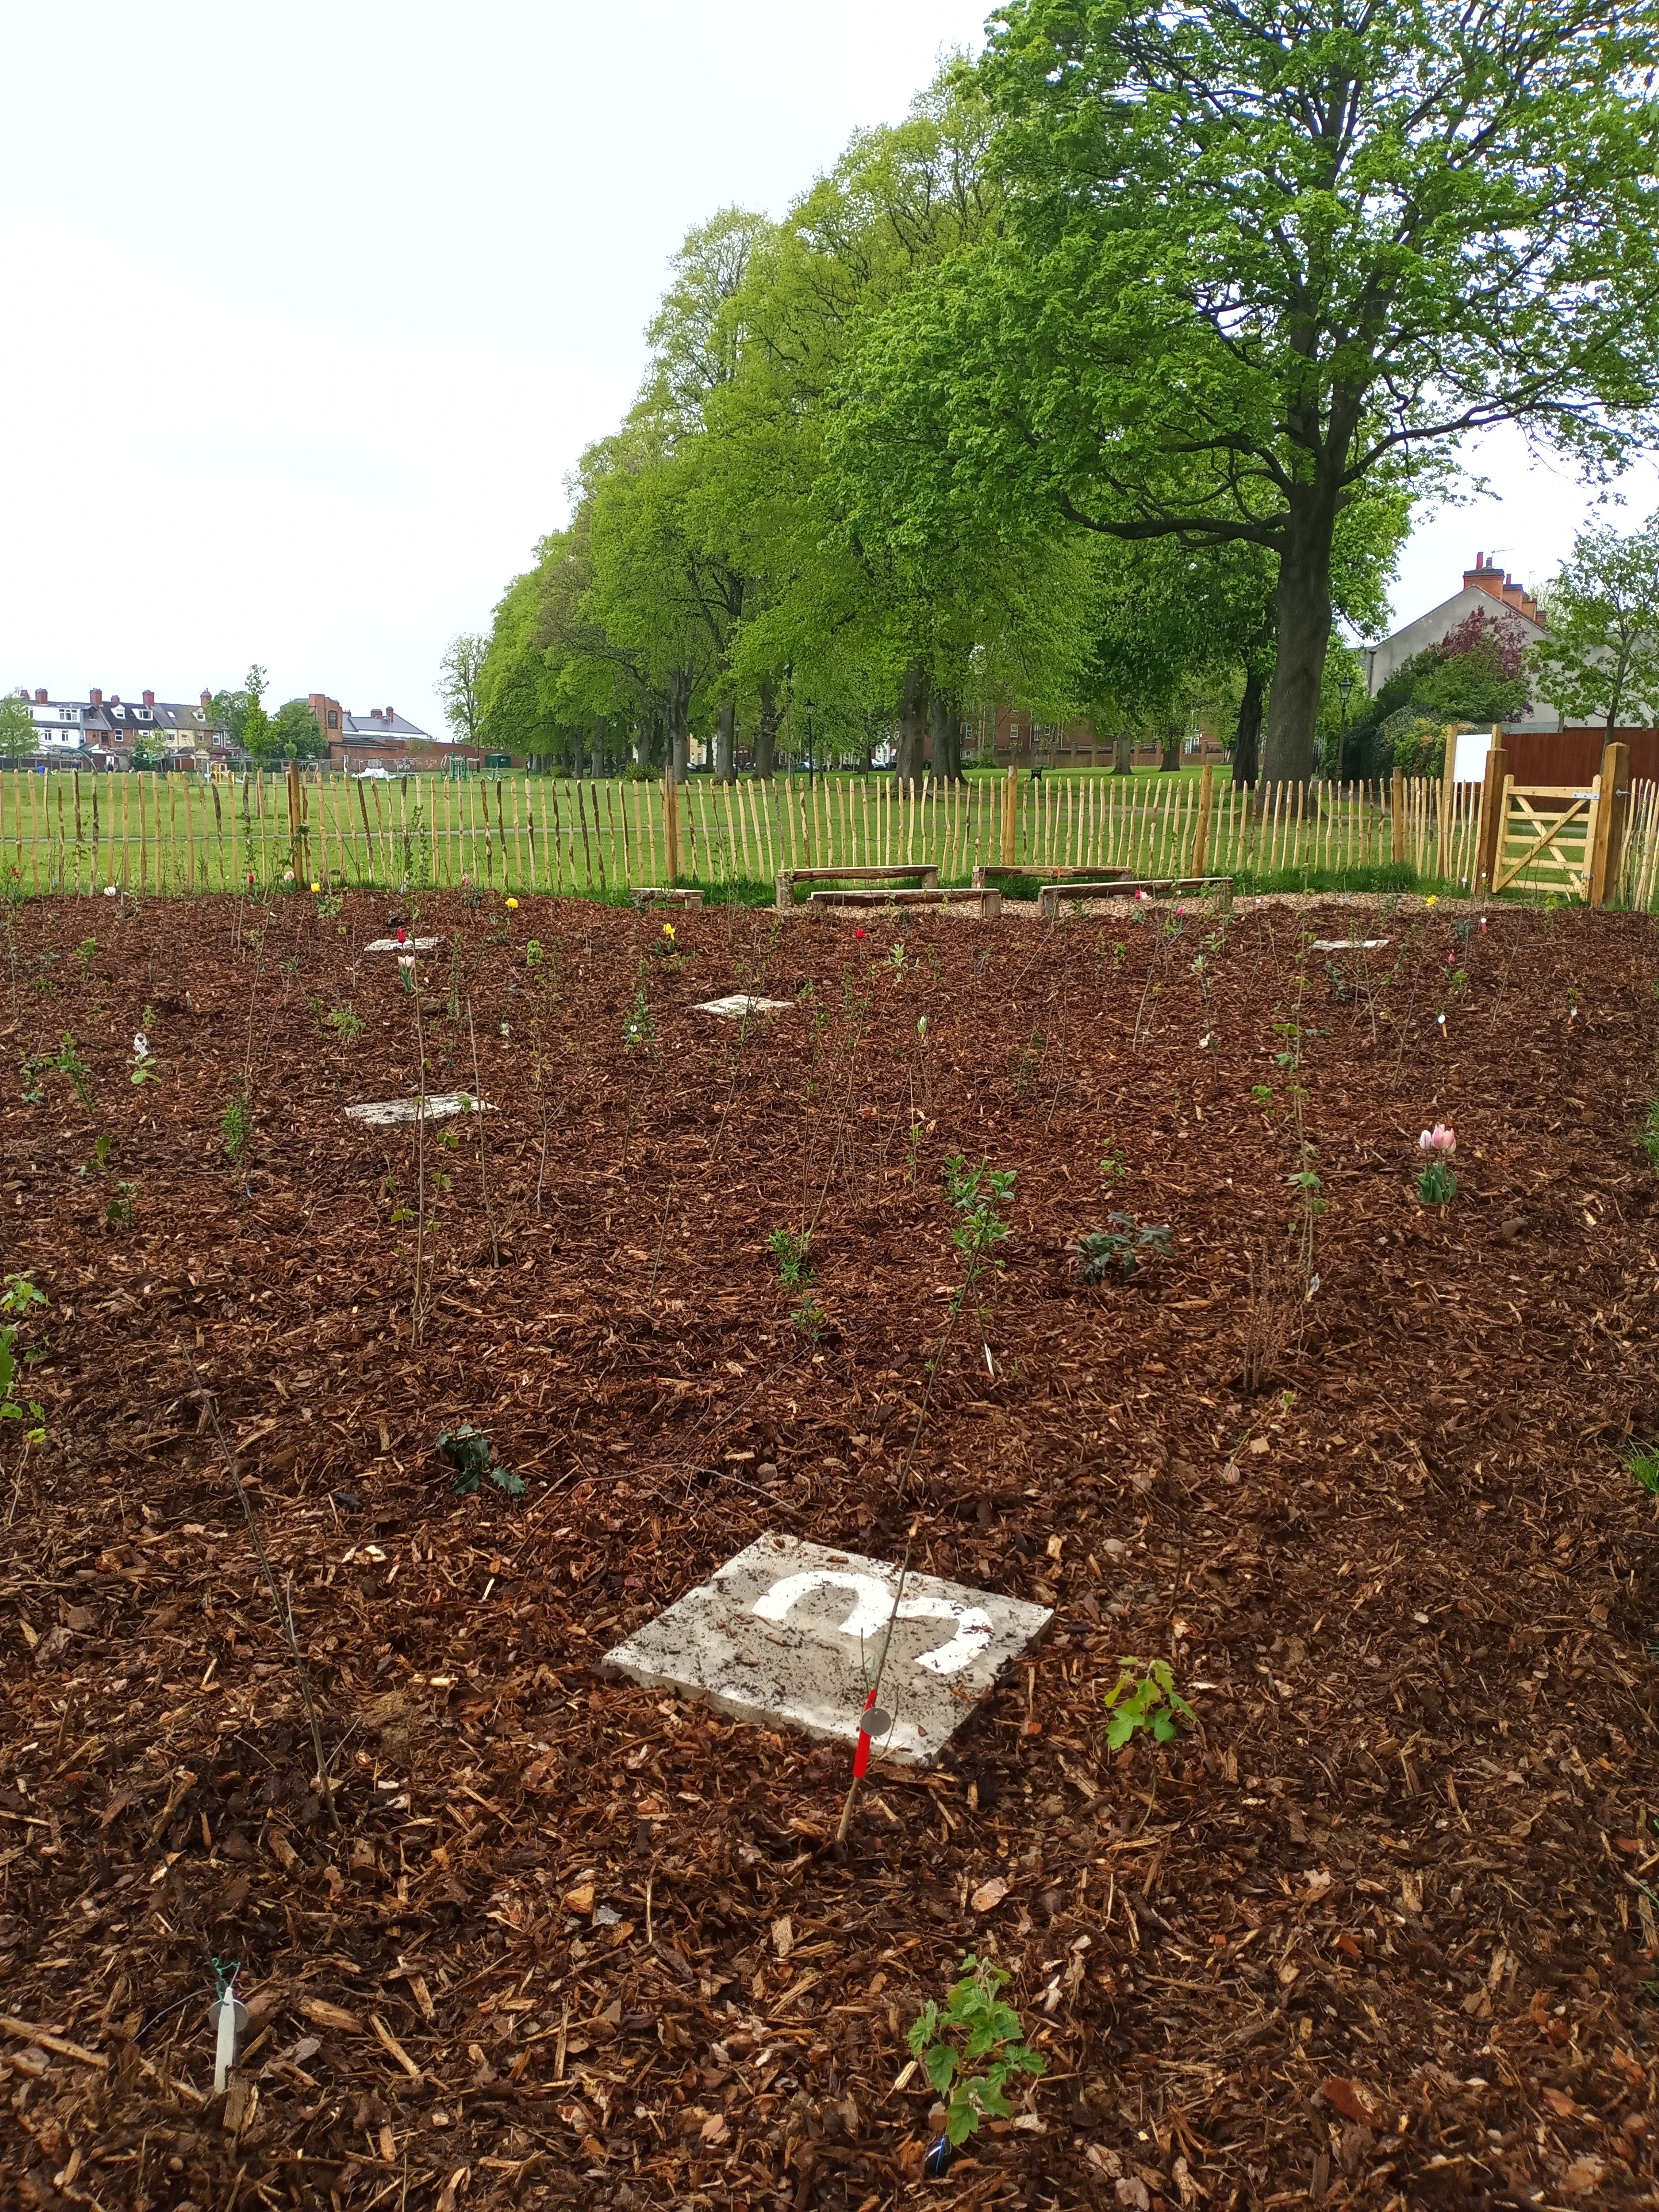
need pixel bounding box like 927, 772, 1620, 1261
3, 2, 1657, 736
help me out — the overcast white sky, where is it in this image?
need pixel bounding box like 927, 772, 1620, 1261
3, 2, 1656, 735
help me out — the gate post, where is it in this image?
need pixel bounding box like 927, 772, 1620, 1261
1001, 765, 1018, 869
1474, 745, 1508, 897
1590, 741, 1630, 909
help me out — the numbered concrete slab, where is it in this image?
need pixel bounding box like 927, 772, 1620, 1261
604, 1532, 1051, 1765
344, 1092, 489, 1127
695, 994, 795, 1019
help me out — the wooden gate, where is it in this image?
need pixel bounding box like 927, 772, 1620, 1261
1476, 742, 1629, 905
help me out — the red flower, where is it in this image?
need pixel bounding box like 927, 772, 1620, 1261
854, 927, 866, 939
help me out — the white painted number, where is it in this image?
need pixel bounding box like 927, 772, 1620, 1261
752, 1572, 993, 1678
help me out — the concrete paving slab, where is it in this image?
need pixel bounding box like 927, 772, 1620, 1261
344, 1092, 490, 1127
695, 995, 795, 1019
364, 936, 444, 953
1310, 938, 1390, 950
604, 1532, 1051, 1765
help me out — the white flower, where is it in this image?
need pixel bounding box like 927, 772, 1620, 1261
132, 1032, 150, 1059
104, 885, 117, 897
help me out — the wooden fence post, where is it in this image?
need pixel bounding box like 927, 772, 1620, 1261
1189, 761, 1215, 876
1436, 740, 1457, 883
1390, 769, 1406, 865
663, 775, 680, 884
287, 759, 306, 884
1474, 745, 1508, 896
1589, 740, 1630, 908
1001, 765, 1018, 868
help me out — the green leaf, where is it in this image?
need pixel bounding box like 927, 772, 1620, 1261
924, 2043, 957, 2097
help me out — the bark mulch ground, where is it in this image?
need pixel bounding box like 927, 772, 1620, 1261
1, 887, 1658, 2212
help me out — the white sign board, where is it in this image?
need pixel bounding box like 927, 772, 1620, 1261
1452, 729, 1493, 784
604, 1533, 1051, 1766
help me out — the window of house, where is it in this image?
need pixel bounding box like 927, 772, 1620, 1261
327, 711, 338, 728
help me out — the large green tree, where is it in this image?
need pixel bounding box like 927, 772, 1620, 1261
0, 696, 38, 763
850, 0, 1659, 782
1528, 512, 1659, 734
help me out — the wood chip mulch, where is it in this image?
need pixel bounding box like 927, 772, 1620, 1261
1, 887, 1658, 2212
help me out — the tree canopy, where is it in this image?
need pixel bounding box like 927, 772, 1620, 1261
827, 0, 1659, 779
1528, 511, 1659, 734
480, 11, 1659, 782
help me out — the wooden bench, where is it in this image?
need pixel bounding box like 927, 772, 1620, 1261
806, 885, 1002, 917
633, 887, 704, 911
972, 864, 1133, 889
776, 863, 938, 912
1037, 876, 1233, 919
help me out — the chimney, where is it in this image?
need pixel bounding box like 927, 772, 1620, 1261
90, 688, 102, 708
34, 689, 47, 704
201, 690, 212, 711
370, 708, 382, 721
385, 706, 395, 722
143, 689, 155, 709
1463, 551, 1506, 600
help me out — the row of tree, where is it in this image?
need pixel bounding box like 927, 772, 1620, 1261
473, 0, 1659, 784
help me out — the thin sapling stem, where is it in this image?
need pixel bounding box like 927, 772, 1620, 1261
183, 1351, 339, 1831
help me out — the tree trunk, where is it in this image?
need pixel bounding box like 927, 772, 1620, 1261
1232, 663, 1263, 787
591, 716, 606, 780
1112, 725, 1134, 776
1261, 490, 1339, 785
1157, 716, 1182, 773
714, 698, 735, 783
755, 683, 778, 779
928, 689, 962, 781
668, 673, 690, 784
896, 661, 929, 785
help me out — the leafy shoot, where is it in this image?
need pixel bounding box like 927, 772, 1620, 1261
907, 1955, 1044, 2149
1104, 1658, 1194, 1751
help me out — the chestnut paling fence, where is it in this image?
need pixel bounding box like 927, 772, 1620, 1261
3, 766, 1658, 907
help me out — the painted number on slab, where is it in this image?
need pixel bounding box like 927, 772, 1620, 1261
751, 1570, 992, 1677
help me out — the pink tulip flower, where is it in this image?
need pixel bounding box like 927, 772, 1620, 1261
1418, 1124, 1456, 1155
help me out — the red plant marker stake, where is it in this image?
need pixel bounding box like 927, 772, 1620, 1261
852, 1686, 878, 1781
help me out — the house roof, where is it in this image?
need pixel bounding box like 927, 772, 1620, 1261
340, 710, 435, 742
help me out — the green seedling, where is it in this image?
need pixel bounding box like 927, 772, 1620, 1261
1104, 1657, 1194, 1750
767, 1228, 812, 1287
105, 1181, 138, 1229
76, 937, 97, 972
326, 1006, 364, 1043
1070, 1214, 1173, 1281
0, 1275, 48, 1321
943, 1153, 1016, 1309
129, 1030, 161, 1086
1626, 1443, 1659, 1497
78, 1135, 114, 1180
790, 1296, 827, 1342
623, 982, 658, 1053
907, 1955, 1045, 2149
22, 1034, 93, 1110
1098, 1142, 1128, 1184
436, 1423, 525, 1499
222, 1090, 252, 1164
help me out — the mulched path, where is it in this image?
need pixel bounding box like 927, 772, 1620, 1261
2, 887, 1658, 2212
